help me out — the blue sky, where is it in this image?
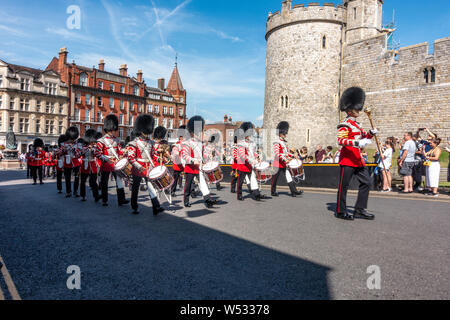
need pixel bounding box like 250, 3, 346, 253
0, 0, 449, 125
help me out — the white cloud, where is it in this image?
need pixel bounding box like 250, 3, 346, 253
45, 28, 95, 42
0, 24, 26, 37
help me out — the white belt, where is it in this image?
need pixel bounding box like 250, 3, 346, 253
137, 159, 152, 163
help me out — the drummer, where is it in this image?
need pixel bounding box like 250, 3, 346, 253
152, 126, 170, 166
181, 116, 217, 208
204, 135, 223, 191
271, 121, 303, 197
170, 125, 186, 197
236, 122, 264, 201
127, 115, 164, 216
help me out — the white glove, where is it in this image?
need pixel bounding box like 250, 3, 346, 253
370, 128, 379, 135
358, 139, 372, 149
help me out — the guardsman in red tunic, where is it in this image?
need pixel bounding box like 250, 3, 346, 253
336, 87, 377, 221
204, 135, 223, 191
61, 126, 80, 197
170, 125, 186, 197
152, 126, 170, 167
230, 130, 239, 194
236, 122, 262, 201
127, 115, 164, 216
30, 138, 46, 185
271, 121, 303, 197
95, 114, 129, 207
79, 129, 101, 202
54, 134, 68, 194
181, 116, 216, 208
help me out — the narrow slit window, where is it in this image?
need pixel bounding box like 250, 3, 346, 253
430, 67, 436, 83
322, 36, 326, 49
281, 96, 284, 108
354, 8, 357, 20
285, 96, 289, 108
424, 69, 429, 83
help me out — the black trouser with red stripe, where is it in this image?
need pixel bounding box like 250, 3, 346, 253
337, 166, 370, 214
237, 170, 259, 199
80, 172, 99, 200
230, 169, 238, 193
171, 170, 182, 194
56, 170, 63, 192
31, 166, 43, 184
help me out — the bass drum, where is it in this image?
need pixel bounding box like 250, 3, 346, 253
148, 166, 174, 192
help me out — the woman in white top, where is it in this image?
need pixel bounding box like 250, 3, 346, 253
379, 140, 394, 192
424, 138, 442, 197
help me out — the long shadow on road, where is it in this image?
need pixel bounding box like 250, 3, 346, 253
0, 170, 331, 300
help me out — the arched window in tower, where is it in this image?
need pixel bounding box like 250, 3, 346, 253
423, 68, 429, 84
353, 7, 357, 20
430, 67, 436, 83
280, 96, 284, 108
322, 36, 327, 49
285, 96, 289, 108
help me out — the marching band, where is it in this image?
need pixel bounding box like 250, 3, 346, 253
24, 86, 377, 222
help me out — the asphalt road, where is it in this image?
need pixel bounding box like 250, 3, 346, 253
0, 170, 449, 300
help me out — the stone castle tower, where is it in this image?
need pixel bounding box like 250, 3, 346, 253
263, 0, 450, 151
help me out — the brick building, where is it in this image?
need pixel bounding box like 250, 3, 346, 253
0, 59, 69, 153
46, 48, 187, 139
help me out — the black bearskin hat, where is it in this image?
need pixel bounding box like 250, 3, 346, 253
178, 125, 186, 137
33, 138, 44, 148
153, 126, 167, 140
95, 131, 103, 141
240, 122, 254, 133
339, 87, 366, 112
77, 138, 86, 146
84, 129, 98, 145
57, 134, 67, 147
134, 114, 155, 136
65, 126, 79, 141
187, 116, 205, 134
277, 121, 290, 135
209, 135, 216, 143
104, 114, 119, 133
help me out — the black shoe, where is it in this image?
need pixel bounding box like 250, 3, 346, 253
102, 203, 108, 207
271, 192, 279, 197
40, 182, 44, 185
205, 199, 214, 208
354, 209, 375, 220
132, 210, 140, 215
216, 185, 223, 191
295, 190, 304, 196
153, 206, 164, 216
259, 194, 267, 200
66, 193, 72, 198
253, 194, 262, 202
237, 194, 244, 201
291, 193, 297, 198
32, 182, 37, 185
81, 197, 87, 202
230, 190, 236, 194
184, 202, 191, 208
335, 212, 354, 221
95, 196, 101, 203
58, 191, 62, 194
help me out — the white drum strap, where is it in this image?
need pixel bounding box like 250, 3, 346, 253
146, 180, 158, 199
198, 172, 210, 197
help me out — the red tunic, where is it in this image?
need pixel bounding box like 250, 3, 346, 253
172, 140, 184, 172
95, 135, 123, 172
80, 147, 99, 174
231, 145, 238, 170
29, 150, 46, 167
337, 117, 373, 168
273, 138, 293, 169
181, 140, 203, 175
127, 138, 155, 177
237, 143, 253, 173
61, 143, 81, 169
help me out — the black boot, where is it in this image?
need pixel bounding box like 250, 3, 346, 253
204, 196, 214, 208
252, 190, 262, 202
335, 212, 354, 221
288, 182, 299, 197
237, 193, 244, 201
354, 209, 375, 220
117, 188, 130, 206
151, 198, 164, 216
271, 192, 279, 197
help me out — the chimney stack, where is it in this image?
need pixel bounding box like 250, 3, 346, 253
224, 115, 228, 123
58, 47, 68, 73
120, 64, 128, 77
99, 59, 105, 71
158, 78, 165, 91
137, 70, 143, 83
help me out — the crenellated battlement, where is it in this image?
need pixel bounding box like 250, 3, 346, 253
266, 1, 346, 40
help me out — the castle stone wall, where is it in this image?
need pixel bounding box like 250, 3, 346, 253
343, 35, 450, 142
264, 19, 343, 152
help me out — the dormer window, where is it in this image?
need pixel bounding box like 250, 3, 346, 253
20, 78, 31, 91
133, 85, 139, 96
80, 73, 88, 86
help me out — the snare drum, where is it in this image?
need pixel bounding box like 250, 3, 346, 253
288, 159, 304, 179
254, 161, 272, 183
202, 161, 223, 184
148, 166, 174, 192
114, 158, 133, 180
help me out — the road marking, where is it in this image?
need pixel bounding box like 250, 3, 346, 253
0, 255, 21, 300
